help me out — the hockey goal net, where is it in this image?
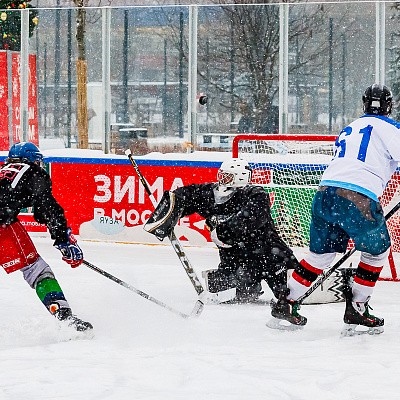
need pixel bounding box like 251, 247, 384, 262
232, 134, 400, 282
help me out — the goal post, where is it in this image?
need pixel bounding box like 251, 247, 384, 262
232, 134, 400, 282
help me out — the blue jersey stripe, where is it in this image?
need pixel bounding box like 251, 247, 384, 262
361, 114, 400, 130
320, 180, 379, 202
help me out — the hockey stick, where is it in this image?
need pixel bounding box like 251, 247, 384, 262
125, 149, 205, 296
297, 199, 400, 304
82, 260, 204, 319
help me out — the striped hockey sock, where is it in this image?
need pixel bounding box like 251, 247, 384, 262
35, 278, 70, 314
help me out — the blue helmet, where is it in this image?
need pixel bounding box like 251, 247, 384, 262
8, 142, 43, 163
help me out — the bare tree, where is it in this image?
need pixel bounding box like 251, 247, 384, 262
158, 1, 359, 134
195, 1, 334, 133
72, 0, 88, 148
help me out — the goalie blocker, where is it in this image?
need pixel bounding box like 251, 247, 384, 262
144, 190, 185, 241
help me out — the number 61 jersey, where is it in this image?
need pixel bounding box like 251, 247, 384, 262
0, 160, 68, 243
320, 114, 400, 202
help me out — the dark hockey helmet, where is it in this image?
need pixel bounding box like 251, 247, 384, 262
8, 142, 44, 165
362, 83, 393, 116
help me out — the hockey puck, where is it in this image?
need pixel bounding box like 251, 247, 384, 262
199, 95, 208, 105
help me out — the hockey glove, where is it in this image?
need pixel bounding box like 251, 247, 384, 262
54, 228, 83, 268
205, 216, 218, 232
210, 228, 232, 249
205, 215, 231, 232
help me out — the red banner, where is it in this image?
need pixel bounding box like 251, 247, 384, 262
19, 213, 48, 233
0, 52, 9, 150
50, 161, 220, 243
12, 53, 38, 146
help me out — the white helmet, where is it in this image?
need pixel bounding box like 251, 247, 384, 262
217, 158, 252, 188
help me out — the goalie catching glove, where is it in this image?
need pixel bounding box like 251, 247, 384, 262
54, 228, 83, 268
144, 190, 185, 241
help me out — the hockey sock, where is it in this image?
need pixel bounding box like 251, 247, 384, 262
35, 278, 70, 314
287, 259, 323, 300
287, 252, 336, 301
352, 261, 383, 303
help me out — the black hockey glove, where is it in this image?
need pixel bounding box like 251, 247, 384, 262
205, 215, 231, 232
54, 228, 83, 268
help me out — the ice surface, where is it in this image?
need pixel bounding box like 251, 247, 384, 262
1, 237, 400, 399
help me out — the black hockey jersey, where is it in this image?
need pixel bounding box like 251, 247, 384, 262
0, 161, 69, 243
174, 182, 291, 254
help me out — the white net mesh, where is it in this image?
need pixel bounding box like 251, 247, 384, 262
235, 136, 335, 247
381, 174, 400, 253
233, 134, 400, 281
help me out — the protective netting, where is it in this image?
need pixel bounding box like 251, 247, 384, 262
235, 136, 334, 247
381, 173, 400, 252
233, 135, 400, 280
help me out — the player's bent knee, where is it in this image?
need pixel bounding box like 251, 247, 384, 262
303, 251, 336, 270
20, 256, 55, 289
360, 249, 390, 267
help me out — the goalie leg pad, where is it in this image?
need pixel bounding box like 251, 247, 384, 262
144, 190, 185, 241
235, 266, 263, 302
201, 269, 236, 304
203, 268, 237, 293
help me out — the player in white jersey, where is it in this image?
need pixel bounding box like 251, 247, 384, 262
270, 83, 400, 333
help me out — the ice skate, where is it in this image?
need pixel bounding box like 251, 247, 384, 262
54, 307, 93, 334
267, 289, 307, 330
341, 291, 384, 337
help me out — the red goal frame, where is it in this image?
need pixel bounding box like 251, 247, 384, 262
232, 134, 337, 157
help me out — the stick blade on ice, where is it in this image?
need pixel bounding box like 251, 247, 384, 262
190, 300, 204, 318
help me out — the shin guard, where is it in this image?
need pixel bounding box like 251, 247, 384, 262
35, 277, 70, 314
352, 250, 387, 302
21, 257, 71, 314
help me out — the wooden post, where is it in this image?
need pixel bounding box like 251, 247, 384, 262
76, 59, 88, 149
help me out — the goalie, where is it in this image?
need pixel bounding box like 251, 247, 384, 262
144, 158, 301, 303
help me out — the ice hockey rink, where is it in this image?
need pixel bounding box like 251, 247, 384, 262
0, 236, 399, 400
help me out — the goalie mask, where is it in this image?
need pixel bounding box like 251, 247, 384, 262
362, 83, 393, 116
217, 158, 252, 188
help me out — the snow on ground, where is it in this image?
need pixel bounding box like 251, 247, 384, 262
1, 237, 400, 400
